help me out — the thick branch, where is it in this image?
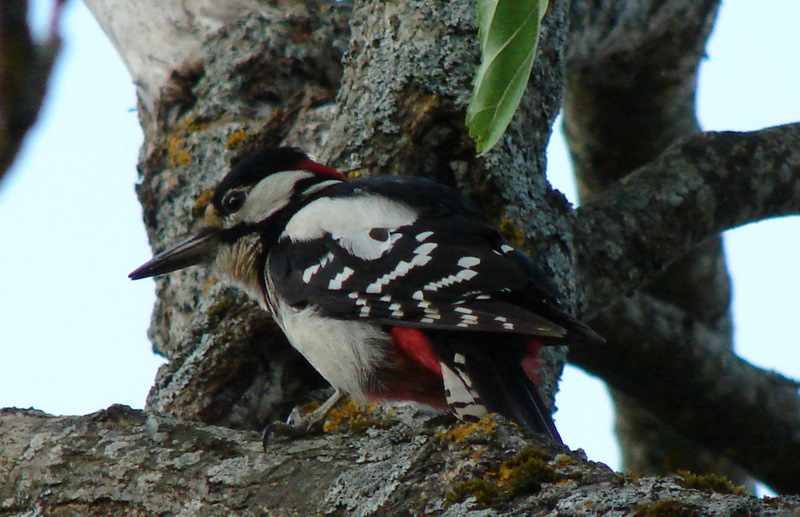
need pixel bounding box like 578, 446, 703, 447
3, 405, 798, 515
570, 293, 800, 494
83, 0, 299, 125
564, 0, 736, 482
570, 123, 800, 315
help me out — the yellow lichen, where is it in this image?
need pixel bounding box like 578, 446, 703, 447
322, 399, 396, 433
166, 136, 191, 167
225, 129, 250, 149
497, 218, 526, 249
192, 189, 215, 218
437, 414, 499, 444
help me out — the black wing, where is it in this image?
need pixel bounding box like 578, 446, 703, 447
268, 178, 600, 343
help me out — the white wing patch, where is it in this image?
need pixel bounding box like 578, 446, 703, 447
283, 194, 418, 242
336, 229, 403, 261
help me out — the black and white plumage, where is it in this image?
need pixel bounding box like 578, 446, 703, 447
130, 147, 603, 444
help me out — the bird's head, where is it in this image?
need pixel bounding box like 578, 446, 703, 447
129, 147, 345, 294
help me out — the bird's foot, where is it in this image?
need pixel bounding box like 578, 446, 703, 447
261, 389, 345, 450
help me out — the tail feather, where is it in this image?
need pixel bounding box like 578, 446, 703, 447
438, 347, 563, 444
440, 353, 488, 423
471, 358, 563, 444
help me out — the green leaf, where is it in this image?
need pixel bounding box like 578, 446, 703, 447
466, 0, 548, 156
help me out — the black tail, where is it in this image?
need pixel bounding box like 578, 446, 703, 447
431, 331, 564, 444
466, 354, 563, 444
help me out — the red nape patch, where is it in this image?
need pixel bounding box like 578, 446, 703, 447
391, 326, 442, 375
522, 337, 543, 383
298, 158, 347, 181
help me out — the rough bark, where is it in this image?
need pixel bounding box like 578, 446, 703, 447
571, 292, 800, 495
3, 405, 799, 516
129, 2, 352, 431
563, 0, 745, 483
4, 0, 798, 511
569, 124, 800, 313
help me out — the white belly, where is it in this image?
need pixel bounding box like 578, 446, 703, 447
270, 298, 391, 400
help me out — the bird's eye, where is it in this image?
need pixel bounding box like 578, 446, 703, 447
221, 191, 246, 214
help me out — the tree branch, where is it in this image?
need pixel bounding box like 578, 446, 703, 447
0, 0, 63, 181
3, 405, 797, 514
563, 0, 740, 483
571, 123, 800, 316
570, 292, 800, 494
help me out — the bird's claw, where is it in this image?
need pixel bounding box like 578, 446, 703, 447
261, 389, 346, 450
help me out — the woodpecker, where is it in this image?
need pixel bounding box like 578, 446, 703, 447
130, 147, 602, 444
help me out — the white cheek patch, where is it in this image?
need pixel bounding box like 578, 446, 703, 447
227, 171, 317, 227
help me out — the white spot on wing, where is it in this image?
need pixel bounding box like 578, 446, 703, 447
302, 252, 334, 283
338, 230, 403, 261
328, 267, 355, 290
457, 256, 481, 268
456, 269, 478, 281
365, 242, 436, 293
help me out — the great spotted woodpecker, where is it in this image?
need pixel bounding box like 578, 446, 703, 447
130, 147, 602, 444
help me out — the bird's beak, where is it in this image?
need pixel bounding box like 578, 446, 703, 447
129, 228, 219, 280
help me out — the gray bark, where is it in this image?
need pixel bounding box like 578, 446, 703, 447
3, 405, 799, 516
3, 0, 800, 512
564, 0, 742, 484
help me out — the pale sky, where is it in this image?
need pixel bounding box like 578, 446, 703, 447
1, 0, 799, 476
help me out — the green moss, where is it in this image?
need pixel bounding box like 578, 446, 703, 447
498, 447, 559, 499
207, 296, 236, 327
762, 496, 790, 510
446, 479, 499, 507
446, 446, 562, 509
347, 417, 398, 434
497, 218, 525, 249
634, 499, 700, 517
675, 470, 747, 496
614, 472, 641, 486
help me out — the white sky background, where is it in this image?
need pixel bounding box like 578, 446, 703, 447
2, 0, 799, 475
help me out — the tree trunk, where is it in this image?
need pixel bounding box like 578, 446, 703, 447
3, 0, 800, 512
